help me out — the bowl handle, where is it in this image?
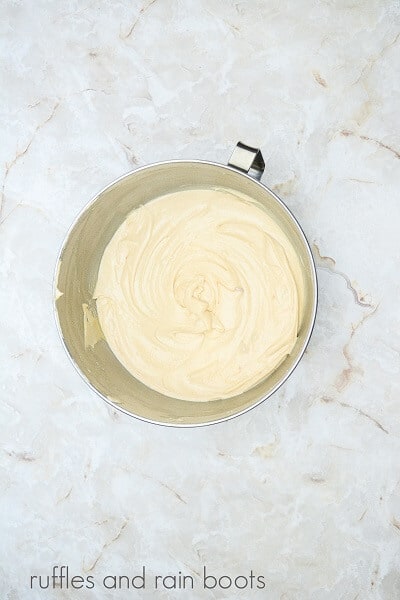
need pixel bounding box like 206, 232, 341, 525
228, 141, 265, 180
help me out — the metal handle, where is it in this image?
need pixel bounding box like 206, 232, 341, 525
228, 141, 265, 180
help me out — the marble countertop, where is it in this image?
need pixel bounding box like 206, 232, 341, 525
1, 1, 400, 598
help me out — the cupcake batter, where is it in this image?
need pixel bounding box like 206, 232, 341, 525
94, 188, 304, 401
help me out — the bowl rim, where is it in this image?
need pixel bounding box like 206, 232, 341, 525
53, 159, 318, 427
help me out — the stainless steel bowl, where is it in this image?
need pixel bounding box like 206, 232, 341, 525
54, 142, 317, 426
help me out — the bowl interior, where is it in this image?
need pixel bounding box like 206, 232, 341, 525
55, 162, 316, 425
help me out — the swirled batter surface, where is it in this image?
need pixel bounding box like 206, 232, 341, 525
94, 188, 304, 401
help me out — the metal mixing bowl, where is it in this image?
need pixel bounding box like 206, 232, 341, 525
54, 142, 317, 426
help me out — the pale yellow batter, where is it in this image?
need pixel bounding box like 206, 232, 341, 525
94, 188, 304, 401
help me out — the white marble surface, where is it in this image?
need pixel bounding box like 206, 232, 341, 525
1, 1, 400, 598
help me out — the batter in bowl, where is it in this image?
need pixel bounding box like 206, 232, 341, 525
94, 188, 304, 401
